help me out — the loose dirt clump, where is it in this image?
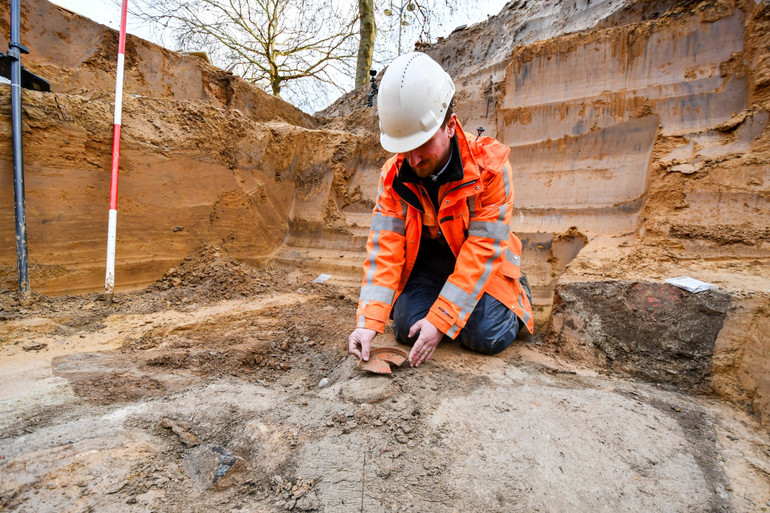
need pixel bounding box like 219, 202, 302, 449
147, 244, 291, 303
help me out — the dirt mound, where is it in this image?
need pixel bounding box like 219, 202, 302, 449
149, 244, 282, 299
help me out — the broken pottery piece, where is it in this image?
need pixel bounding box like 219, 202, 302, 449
358, 347, 409, 374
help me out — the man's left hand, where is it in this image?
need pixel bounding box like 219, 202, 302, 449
408, 318, 442, 367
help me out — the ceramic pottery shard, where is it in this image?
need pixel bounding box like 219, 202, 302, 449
358, 346, 409, 374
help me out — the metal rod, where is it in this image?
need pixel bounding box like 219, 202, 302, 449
105, 0, 128, 300
9, 0, 29, 303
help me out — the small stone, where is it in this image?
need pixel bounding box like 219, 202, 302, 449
295, 490, 320, 511
318, 378, 331, 389
669, 164, 697, 174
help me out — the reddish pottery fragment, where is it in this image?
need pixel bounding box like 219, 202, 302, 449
358, 347, 408, 374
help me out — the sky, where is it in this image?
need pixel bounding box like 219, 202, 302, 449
49, 0, 509, 111
51, 0, 159, 42
50, 0, 509, 50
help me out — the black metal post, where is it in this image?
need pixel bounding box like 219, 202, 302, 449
9, 0, 30, 303
366, 69, 378, 108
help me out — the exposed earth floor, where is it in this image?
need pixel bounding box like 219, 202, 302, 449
1, 247, 769, 512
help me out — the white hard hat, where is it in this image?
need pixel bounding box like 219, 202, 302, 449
377, 52, 455, 154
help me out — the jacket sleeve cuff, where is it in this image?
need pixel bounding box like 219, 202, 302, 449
359, 317, 386, 334
426, 309, 460, 340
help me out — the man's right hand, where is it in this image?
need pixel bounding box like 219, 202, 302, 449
348, 328, 377, 361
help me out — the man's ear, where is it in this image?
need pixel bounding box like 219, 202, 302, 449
445, 114, 458, 137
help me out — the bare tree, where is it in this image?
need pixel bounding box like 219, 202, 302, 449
375, 0, 475, 63
354, 0, 458, 92
128, 0, 501, 109
130, 0, 358, 109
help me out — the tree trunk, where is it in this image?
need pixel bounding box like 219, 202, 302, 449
269, 54, 281, 96
354, 0, 376, 89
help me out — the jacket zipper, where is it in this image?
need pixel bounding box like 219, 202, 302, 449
440, 179, 478, 207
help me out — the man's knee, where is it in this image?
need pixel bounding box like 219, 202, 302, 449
392, 309, 417, 345
392, 275, 439, 346
460, 320, 519, 355
459, 294, 520, 355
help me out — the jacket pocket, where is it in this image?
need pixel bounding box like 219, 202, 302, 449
499, 249, 522, 280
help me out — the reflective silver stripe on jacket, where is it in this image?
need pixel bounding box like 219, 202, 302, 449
517, 287, 531, 327
371, 214, 405, 234
362, 177, 388, 313
440, 164, 512, 331
360, 176, 404, 325
503, 248, 521, 267
365, 175, 387, 284
468, 220, 509, 241
439, 281, 476, 313
359, 284, 396, 304
363, 230, 380, 291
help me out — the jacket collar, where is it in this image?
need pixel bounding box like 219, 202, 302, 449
394, 119, 480, 183
392, 119, 482, 212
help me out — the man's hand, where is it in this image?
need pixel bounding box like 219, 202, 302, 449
408, 318, 442, 367
348, 328, 377, 361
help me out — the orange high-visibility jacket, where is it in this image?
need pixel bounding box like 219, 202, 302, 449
356, 120, 534, 338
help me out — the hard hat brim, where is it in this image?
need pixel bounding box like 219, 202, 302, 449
380, 127, 436, 154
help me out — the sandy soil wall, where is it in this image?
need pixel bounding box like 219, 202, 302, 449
0, 87, 370, 293
0, 1, 372, 293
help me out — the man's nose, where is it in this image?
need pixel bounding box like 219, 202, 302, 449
405, 150, 421, 167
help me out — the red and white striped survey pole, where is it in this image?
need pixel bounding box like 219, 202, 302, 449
105, 0, 128, 299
